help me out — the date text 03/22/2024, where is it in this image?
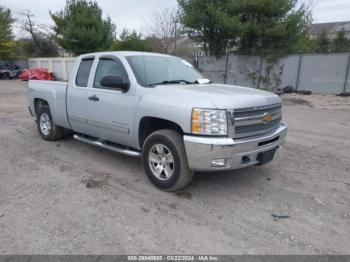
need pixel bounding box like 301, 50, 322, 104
127, 255, 219, 261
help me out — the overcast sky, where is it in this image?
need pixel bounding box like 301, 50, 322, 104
3, 0, 350, 37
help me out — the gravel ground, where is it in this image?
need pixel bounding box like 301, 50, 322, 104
283, 93, 350, 111
0, 80, 349, 255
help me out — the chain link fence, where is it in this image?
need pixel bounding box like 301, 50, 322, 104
28, 53, 350, 93
197, 53, 350, 94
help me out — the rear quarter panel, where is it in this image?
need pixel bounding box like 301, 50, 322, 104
28, 80, 70, 129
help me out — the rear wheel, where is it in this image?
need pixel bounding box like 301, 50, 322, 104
142, 129, 193, 191
37, 106, 64, 141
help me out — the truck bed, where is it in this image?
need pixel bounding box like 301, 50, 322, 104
28, 80, 71, 129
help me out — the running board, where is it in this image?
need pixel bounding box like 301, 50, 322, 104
73, 134, 141, 157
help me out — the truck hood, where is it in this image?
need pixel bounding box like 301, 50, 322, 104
154, 83, 281, 109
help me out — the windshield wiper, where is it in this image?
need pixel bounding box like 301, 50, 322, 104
148, 80, 195, 87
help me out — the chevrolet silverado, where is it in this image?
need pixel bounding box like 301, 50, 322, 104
27, 51, 287, 191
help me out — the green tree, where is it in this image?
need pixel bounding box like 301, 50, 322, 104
0, 6, 16, 60
233, 0, 310, 58
179, 0, 310, 89
50, 0, 115, 55
292, 35, 317, 54
178, 0, 310, 58
16, 38, 59, 58
178, 0, 240, 56
232, 0, 310, 89
111, 29, 154, 52
331, 28, 350, 53
315, 29, 331, 53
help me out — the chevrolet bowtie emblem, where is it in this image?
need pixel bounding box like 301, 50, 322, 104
263, 113, 273, 123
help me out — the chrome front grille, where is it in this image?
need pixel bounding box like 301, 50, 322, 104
232, 104, 282, 139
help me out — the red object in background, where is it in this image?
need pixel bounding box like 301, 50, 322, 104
20, 68, 55, 81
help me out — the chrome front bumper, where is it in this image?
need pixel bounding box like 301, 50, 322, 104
183, 123, 287, 171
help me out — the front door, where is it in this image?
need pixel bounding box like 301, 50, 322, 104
87, 56, 134, 147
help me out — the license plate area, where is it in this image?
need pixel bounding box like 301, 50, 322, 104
256, 147, 278, 166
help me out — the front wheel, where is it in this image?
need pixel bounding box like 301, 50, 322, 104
142, 130, 194, 191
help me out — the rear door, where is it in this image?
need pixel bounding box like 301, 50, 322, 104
67, 57, 95, 133
86, 55, 135, 146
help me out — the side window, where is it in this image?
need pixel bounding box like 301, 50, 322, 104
94, 58, 128, 89
76, 59, 94, 87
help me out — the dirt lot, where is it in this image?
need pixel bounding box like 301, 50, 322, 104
0, 80, 349, 255
282, 93, 350, 111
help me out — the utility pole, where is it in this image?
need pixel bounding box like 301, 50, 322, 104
174, 20, 177, 56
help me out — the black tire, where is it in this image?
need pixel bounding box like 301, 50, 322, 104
1, 73, 10, 80
142, 129, 194, 192
297, 90, 312, 95
36, 106, 64, 141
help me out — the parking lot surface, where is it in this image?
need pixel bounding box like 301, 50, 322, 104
0, 80, 349, 254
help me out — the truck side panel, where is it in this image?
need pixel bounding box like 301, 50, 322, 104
28, 80, 71, 129
133, 92, 215, 150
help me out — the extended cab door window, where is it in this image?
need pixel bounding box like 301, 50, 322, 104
67, 57, 94, 135
76, 58, 94, 87
93, 58, 129, 90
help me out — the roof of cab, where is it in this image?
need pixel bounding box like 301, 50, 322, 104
79, 51, 176, 59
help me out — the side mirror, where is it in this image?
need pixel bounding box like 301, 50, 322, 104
100, 75, 130, 92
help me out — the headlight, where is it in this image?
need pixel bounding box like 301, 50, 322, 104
191, 108, 227, 136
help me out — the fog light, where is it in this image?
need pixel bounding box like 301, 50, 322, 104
211, 159, 227, 167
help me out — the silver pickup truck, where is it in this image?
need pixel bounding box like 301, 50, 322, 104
27, 51, 287, 191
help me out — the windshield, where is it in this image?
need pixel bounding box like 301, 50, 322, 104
126, 55, 204, 87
